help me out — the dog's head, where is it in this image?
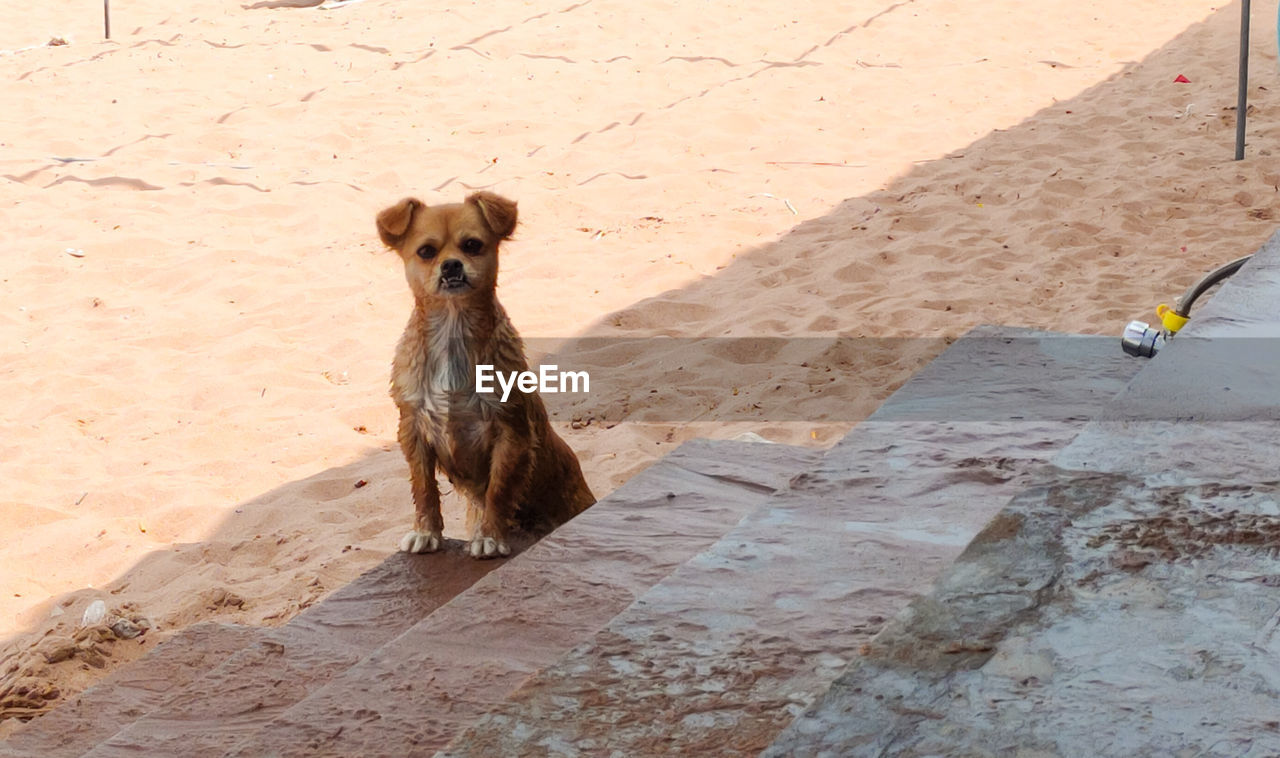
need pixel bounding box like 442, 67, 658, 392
376, 191, 518, 302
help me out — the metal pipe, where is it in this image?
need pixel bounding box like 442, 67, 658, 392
1176, 254, 1252, 316
1236, 0, 1251, 160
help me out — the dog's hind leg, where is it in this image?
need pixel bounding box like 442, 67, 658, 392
398, 408, 444, 553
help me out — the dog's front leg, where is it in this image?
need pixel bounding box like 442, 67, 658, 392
398, 408, 444, 553
470, 432, 531, 559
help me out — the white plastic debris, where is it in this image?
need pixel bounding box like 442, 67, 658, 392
81, 599, 107, 627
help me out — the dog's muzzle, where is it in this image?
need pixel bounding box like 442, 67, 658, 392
439, 259, 469, 292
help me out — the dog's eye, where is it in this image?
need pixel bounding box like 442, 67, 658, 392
416, 244, 438, 260
460, 238, 484, 256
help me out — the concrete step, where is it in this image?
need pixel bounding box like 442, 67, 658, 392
436, 325, 1142, 756
221, 437, 818, 757
0, 623, 259, 758
71, 542, 509, 758
764, 234, 1280, 757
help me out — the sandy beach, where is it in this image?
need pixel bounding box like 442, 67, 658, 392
4, 0, 1280, 725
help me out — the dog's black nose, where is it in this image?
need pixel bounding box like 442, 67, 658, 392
441, 259, 464, 279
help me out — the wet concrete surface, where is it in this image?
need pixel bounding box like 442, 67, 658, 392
197, 438, 814, 758
766, 474, 1280, 758
71, 544, 509, 758
767, 232, 1280, 757
438, 325, 1141, 757
0, 623, 260, 758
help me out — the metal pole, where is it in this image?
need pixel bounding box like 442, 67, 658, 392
1235, 0, 1250, 160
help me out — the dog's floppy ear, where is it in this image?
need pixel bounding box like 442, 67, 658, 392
466, 192, 518, 240
376, 198, 421, 249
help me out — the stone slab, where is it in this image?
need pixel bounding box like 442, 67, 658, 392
0, 623, 259, 758
76, 544, 509, 758
220, 438, 817, 758
765, 472, 1280, 758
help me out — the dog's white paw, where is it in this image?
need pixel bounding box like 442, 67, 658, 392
468, 536, 510, 559
399, 530, 442, 554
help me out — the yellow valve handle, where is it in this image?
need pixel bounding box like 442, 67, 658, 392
1156, 303, 1189, 334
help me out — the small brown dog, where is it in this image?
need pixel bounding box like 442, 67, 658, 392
377, 191, 595, 558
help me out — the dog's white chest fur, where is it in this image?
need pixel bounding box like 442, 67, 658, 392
393, 308, 499, 423
426, 309, 472, 400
